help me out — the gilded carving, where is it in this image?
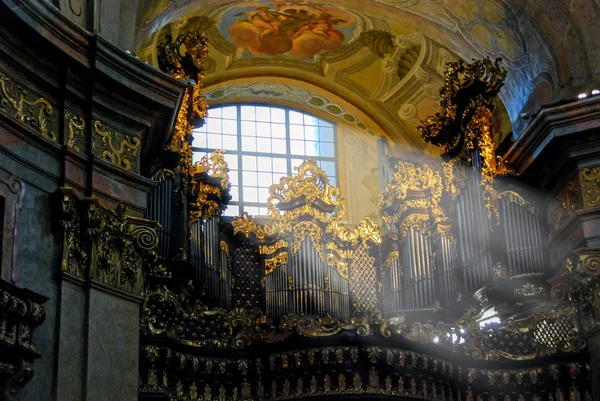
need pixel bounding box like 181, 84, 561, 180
0, 71, 57, 141
92, 120, 141, 172
56, 188, 159, 294
152, 169, 175, 184
379, 161, 447, 240
192, 150, 231, 189
159, 31, 209, 176
265, 253, 288, 276
580, 167, 600, 208
65, 111, 85, 152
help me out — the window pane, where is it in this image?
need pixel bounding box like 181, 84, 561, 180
291, 158, 305, 170
206, 118, 222, 133
222, 119, 237, 134
304, 114, 318, 126
271, 123, 285, 138
229, 185, 239, 201
320, 142, 335, 156
241, 121, 256, 136
244, 187, 258, 202
222, 106, 237, 119
209, 108, 222, 119
258, 172, 272, 187
242, 137, 256, 151
244, 206, 259, 216
290, 140, 305, 155
208, 134, 221, 149
305, 126, 318, 141
272, 139, 286, 154
272, 158, 287, 173
258, 187, 270, 203
224, 154, 238, 170
256, 107, 271, 122
305, 141, 319, 156
223, 135, 237, 150
257, 157, 271, 172
320, 126, 334, 142
273, 172, 286, 183
289, 110, 303, 124
192, 132, 207, 148
242, 155, 257, 170
290, 125, 303, 140
257, 122, 271, 137
241, 106, 255, 120
243, 171, 258, 186
257, 137, 271, 152
224, 204, 239, 217
271, 108, 285, 123
320, 161, 336, 179
229, 170, 239, 186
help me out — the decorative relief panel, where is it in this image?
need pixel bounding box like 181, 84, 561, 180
65, 110, 85, 153
0, 70, 57, 141
0, 279, 47, 400
92, 120, 141, 173
547, 167, 600, 235
581, 167, 600, 208
56, 187, 159, 294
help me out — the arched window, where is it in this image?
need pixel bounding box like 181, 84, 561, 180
192, 104, 337, 217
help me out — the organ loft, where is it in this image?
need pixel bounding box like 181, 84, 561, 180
1, 1, 600, 401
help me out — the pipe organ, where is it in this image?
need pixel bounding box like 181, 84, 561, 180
138, 34, 592, 400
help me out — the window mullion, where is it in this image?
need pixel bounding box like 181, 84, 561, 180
237, 105, 244, 214
285, 109, 292, 176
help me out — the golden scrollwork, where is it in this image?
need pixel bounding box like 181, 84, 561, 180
220, 240, 230, 258
385, 251, 399, 266
170, 90, 194, 175
190, 182, 223, 223
417, 58, 506, 154
232, 212, 287, 241
0, 70, 57, 141
259, 240, 288, 256
160, 31, 210, 177
267, 160, 344, 221
65, 111, 85, 152
442, 162, 459, 199
469, 100, 511, 222
192, 150, 231, 190
152, 169, 175, 184
292, 221, 324, 260
581, 167, 600, 208
380, 161, 446, 240
498, 190, 536, 214
92, 120, 141, 172
514, 283, 545, 297
235, 160, 379, 279
265, 253, 289, 276
327, 253, 349, 280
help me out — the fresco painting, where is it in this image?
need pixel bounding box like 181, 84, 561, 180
222, 0, 357, 59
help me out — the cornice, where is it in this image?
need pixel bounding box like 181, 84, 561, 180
95, 37, 186, 109
1, 0, 90, 66
504, 96, 600, 176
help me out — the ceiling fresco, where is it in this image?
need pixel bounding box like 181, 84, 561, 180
134, 0, 599, 148
222, 1, 358, 59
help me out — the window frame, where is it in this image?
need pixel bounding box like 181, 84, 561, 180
192, 103, 339, 217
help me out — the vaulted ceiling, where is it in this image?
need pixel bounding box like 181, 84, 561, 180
132, 0, 600, 149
